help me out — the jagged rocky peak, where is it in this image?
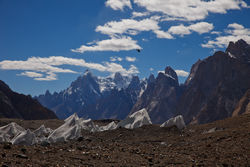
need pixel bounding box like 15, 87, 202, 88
127, 76, 141, 92
148, 74, 155, 84
226, 39, 250, 61
45, 90, 51, 96
83, 69, 93, 77
130, 76, 140, 86
113, 72, 131, 90
0, 80, 10, 91
114, 72, 123, 83
164, 66, 178, 82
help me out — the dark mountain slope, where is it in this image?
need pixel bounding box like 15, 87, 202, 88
0, 80, 57, 120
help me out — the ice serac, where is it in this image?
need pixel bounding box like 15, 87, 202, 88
160, 115, 186, 129
177, 39, 250, 124
98, 121, 117, 132
48, 114, 82, 143
0, 80, 57, 120
33, 125, 53, 137
48, 113, 98, 143
11, 129, 38, 145
0, 122, 25, 142
131, 67, 182, 124
117, 108, 152, 129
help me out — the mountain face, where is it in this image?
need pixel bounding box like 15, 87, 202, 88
36, 71, 147, 120
131, 39, 250, 124
0, 80, 57, 120
131, 67, 183, 124
176, 39, 250, 124
232, 89, 250, 116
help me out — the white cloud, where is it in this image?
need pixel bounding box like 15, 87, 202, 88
110, 56, 123, 62
35, 72, 57, 81
71, 36, 141, 53
125, 56, 136, 62
188, 22, 214, 34
168, 24, 191, 36
72, 0, 248, 54
132, 11, 150, 18
211, 31, 221, 35
227, 23, 244, 29
168, 22, 214, 36
96, 18, 160, 36
154, 30, 173, 39
133, 0, 248, 21
18, 71, 44, 78
105, 0, 132, 11
202, 23, 250, 48
175, 70, 189, 77
149, 67, 154, 71
96, 17, 175, 40
0, 56, 139, 81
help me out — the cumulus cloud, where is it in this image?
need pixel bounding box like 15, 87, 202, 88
125, 56, 136, 62
168, 24, 191, 36
154, 30, 173, 39
0, 56, 139, 81
133, 0, 248, 21
96, 18, 160, 36
149, 67, 154, 71
175, 70, 189, 77
71, 36, 141, 53
105, 0, 132, 11
202, 23, 250, 48
168, 22, 214, 36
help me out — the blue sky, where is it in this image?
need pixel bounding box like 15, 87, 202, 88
0, 0, 250, 96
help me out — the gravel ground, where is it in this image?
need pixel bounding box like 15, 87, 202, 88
0, 114, 250, 167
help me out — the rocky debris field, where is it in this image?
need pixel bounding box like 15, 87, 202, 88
0, 114, 250, 167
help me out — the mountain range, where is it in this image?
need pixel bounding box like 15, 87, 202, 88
36, 70, 148, 120
1, 39, 248, 124
36, 39, 250, 124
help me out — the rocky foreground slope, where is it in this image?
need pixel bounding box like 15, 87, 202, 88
0, 113, 249, 166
